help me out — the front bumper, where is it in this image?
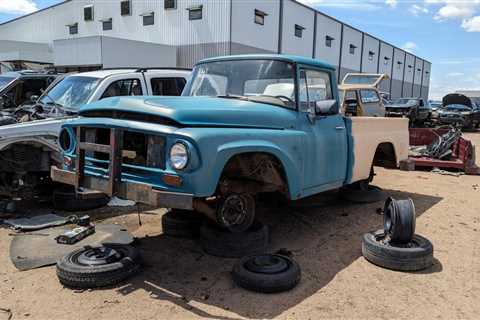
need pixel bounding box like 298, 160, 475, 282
386, 110, 409, 117
51, 166, 194, 209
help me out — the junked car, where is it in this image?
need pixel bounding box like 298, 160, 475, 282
385, 97, 430, 126
0, 70, 58, 124
338, 73, 388, 117
51, 54, 409, 232
437, 93, 480, 129
0, 68, 190, 202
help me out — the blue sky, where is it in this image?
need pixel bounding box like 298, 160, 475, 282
1, 0, 479, 99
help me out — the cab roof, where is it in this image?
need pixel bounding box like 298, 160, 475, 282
197, 54, 336, 71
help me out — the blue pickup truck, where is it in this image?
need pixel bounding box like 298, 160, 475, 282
51, 55, 409, 232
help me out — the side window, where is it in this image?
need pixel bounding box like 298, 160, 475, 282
299, 69, 333, 113
150, 77, 186, 96
359, 90, 380, 104
101, 79, 143, 99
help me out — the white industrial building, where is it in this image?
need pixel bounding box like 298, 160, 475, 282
0, 0, 431, 99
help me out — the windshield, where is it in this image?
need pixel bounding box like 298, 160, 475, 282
39, 76, 100, 111
392, 98, 417, 105
183, 59, 296, 108
0, 76, 15, 90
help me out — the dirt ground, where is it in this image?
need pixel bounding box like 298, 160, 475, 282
1, 133, 479, 320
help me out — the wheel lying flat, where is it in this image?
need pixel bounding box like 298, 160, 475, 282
161, 209, 204, 238
362, 230, 433, 272
56, 244, 141, 288
232, 254, 301, 293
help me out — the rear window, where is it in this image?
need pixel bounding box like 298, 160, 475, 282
150, 78, 186, 96
0, 76, 14, 89
360, 90, 380, 103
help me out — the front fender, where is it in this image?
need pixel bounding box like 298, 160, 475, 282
202, 140, 302, 200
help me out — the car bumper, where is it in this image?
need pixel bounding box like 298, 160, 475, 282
386, 111, 408, 117
51, 166, 194, 209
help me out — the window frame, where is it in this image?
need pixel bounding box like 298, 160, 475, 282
84, 5, 94, 22
349, 44, 357, 55
359, 89, 380, 104
164, 0, 177, 10
120, 0, 132, 16
294, 24, 305, 38
100, 78, 143, 99
68, 23, 78, 35
298, 66, 335, 114
101, 18, 113, 31
254, 9, 267, 25
325, 35, 334, 48
188, 5, 203, 20
141, 12, 155, 26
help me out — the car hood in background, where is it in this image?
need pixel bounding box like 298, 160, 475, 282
80, 96, 298, 129
442, 93, 472, 109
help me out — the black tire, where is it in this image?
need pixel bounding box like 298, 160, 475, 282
200, 220, 269, 258
56, 244, 141, 288
53, 189, 109, 211
362, 230, 433, 271
341, 185, 385, 203
383, 197, 416, 244
161, 209, 204, 238
232, 254, 301, 293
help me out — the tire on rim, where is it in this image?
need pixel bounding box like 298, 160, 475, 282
216, 194, 256, 233
232, 254, 301, 293
362, 230, 433, 271
161, 209, 204, 238
200, 220, 268, 258
383, 197, 416, 243
56, 244, 141, 288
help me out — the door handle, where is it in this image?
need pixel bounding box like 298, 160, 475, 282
335, 126, 345, 130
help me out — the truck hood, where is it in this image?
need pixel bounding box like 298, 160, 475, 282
442, 93, 472, 109
79, 96, 297, 129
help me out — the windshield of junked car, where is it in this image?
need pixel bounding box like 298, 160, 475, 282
183, 59, 296, 108
0, 76, 15, 90
393, 98, 417, 105
39, 76, 100, 111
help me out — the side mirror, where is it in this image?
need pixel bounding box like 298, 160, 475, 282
315, 99, 337, 115
30, 95, 39, 103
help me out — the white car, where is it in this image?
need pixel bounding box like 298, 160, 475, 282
0, 68, 190, 201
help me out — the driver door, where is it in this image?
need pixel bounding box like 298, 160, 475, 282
299, 68, 348, 192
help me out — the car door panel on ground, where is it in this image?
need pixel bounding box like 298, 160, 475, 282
299, 67, 348, 191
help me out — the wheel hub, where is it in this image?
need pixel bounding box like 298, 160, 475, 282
219, 195, 247, 227
77, 246, 122, 266
245, 254, 289, 274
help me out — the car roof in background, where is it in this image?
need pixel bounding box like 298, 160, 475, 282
67, 68, 191, 79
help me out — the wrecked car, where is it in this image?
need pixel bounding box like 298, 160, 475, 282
385, 97, 430, 126
0, 70, 58, 125
51, 54, 409, 232
0, 68, 190, 202
437, 93, 480, 129
338, 73, 388, 117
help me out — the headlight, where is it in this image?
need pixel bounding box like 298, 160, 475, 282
59, 128, 72, 152
169, 142, 189, 170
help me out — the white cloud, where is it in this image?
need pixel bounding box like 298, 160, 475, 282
402, 41, 418, 53
428, 1, 480, 21
462, 15, 480, 31
410, 4, 429, 16
385, 0, 397, 8
0, 0, 38, 15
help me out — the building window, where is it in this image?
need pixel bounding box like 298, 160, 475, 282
368, 50, 375, 61
417, 68, 421, 72
141, 12, 154, 26
325, 35, 334, 47
397, 61, 403, 69
120, 0, 131, 16
84, 5, 94, 21
349, 44, 357, 55
408, 65, 413, 72
165, 0, 177, 10
254, 9, 267, 25
101, 18, 112, 31
188, 5, 203, 20
384, 56, 391, 65
67, 23, 78, 35
294, 24, 305, 38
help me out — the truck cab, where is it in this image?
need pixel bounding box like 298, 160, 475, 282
51, 55, 408, 232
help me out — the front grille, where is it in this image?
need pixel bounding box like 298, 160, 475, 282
77, 127, 166, 171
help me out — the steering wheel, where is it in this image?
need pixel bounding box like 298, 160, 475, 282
274, 95, 294, 104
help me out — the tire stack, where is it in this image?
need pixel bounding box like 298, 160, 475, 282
362, 197, 434, 271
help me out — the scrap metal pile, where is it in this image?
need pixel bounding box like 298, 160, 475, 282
409, 126, 462, 160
